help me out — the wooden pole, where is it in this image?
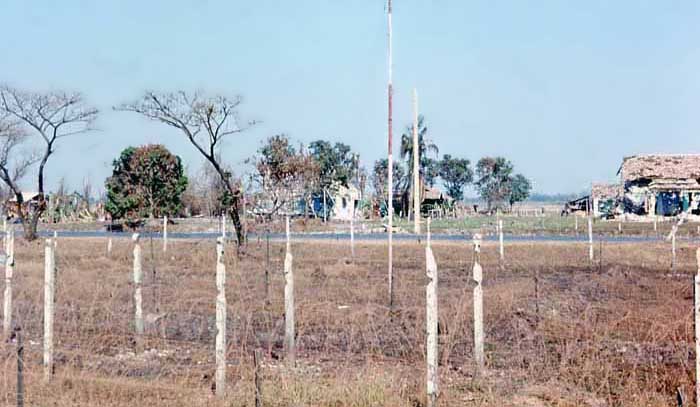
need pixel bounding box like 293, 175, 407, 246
3, 228, 13, 338
413, 88, 420, 235
107, 237, 113, 257
254, 349, 263, 407
472, 234, 484, 373
387, 0, 395, 311
16, 327, 23, 407
43, 238, 55, 382
588, 216, 594, 263
215, 237, 227, 397
323, 189, 328, 223
163, 216, 168, 253
284, 217, 295, 365
132, 234, 144, 337
575, 216, 578, 235
426, 223, 438, 406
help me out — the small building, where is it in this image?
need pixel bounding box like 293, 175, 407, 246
591, 183, 621, 218
618, 154, 700, 216
6, 191, 42, 218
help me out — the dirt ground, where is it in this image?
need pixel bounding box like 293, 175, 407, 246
0, 235, 696, 406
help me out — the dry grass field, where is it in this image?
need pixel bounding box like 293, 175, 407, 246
0, 233, 697, 406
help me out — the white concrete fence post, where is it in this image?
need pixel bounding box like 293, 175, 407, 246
215, 237, 227, 397
588, 216, 594, 263
695, 248, 700, 405
107, 237, 113, 257
163, 216, 168, 253
284, 217, 295, 366
472, 233, 484, 373
350, 212, 355, 260
3, 228, 13, 339
425, 221, 438, 407
498, 219, 504, 264
43, 238, 56, 382
132, 234, 144, 337
672, 225, 678, 274
221, 213, 226, 240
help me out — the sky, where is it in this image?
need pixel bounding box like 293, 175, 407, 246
1, 0, 700, 195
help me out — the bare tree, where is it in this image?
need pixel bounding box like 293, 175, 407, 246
0, 113, 37, 218
116, 91, 255, 245
0, 86, 98, 239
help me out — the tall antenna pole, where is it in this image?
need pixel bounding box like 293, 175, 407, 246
413, 88, 420, 235
387, 0, 395, 310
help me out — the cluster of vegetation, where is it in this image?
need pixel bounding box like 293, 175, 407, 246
0, 84, 533, 242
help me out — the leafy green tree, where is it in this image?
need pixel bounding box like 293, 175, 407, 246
308, 140, 357, 190
508, 173, 532, 208
105, 144, 188, 220
250, 135, 319, 218
438, 154, 473, 201
371, 158, 405, 208
400, 115, 439, 187
475, 156, 513, 212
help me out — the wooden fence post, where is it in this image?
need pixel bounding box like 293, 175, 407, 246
163, 216, 168, 253
426, 224, 438, 407
575, 216, 578, 235
472, 233, 484, 373
588, 216, 594, 263
215, 237, 227, 397
16, 327, 23, 407
132, 234, 144, 338
107, 237, 113, 257
3, 228, 14, 339
254, 349, 263, 407
43, 238, 55, 382
284, 217, 295, 366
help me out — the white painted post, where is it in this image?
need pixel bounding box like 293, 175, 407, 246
618, 221, 622, 234
132, 234, 143, 337
498, 219, 504, 263
350, 213, 355, 260
3, 228, 13, 338
284, 217, 295, 365
672, 225, 678, 273
472, 234, 484, 373
107, 237, 113, 257
425, 229, 438, 407
43, 238, 55, 381
215, 237, 227, 397
221, 213, 226, 240
588, 216, 594, 263
574, 216, 578, 234
163, 216, 168, 253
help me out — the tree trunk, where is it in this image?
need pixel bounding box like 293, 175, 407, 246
228, 197, 245, 246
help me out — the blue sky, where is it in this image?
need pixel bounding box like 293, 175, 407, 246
1, 1, 700, 195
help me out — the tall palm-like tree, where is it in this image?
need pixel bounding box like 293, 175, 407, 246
400, 115, 439, 217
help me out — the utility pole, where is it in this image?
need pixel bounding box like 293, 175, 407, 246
387, 0, 395, 310
413, 88, 420, 235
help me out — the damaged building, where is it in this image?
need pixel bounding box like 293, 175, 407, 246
618, 154, 700, 217
591, 183, 621, 218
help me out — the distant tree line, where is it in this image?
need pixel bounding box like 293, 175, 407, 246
0, 83, 534, 243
